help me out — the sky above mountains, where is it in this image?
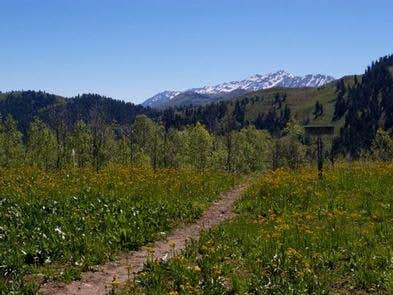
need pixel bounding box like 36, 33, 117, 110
1, 0, 393, 103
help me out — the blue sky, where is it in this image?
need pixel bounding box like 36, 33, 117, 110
1, 0, 393, 103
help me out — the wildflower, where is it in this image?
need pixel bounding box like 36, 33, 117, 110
54, 227, 66, 239
111, 274, 122, 287
286, 248, 300, 258
144, 246, 155, 256
161, 253, 169, 262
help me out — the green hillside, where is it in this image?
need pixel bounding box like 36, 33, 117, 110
232, 75, 358, 130
240, 85, 336, 124
157, 75, 362, 137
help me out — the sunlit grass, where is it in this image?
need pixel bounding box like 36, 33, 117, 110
0, 165, 235, 293
128, 162, 393, 294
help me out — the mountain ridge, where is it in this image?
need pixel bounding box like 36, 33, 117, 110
142, 71, 335, 109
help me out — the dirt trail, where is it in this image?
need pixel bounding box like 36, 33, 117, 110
40, 183, 247, 295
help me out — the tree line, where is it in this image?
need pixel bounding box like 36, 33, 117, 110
3, 96, 393, 173
0, 111, 314, 172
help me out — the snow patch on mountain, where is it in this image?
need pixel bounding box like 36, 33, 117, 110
191, 71, 334, 95
142, 90, 181, 107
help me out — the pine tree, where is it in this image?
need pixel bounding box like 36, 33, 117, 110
313, 101, 324, 118
234, 101, 246, 127
371, 128, 393, 161
333, 79, 347, 120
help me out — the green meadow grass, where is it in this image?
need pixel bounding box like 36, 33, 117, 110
128, 163, 393, 294
0, 165, 235, 294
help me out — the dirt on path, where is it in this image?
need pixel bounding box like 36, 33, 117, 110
40, 183, 248, 295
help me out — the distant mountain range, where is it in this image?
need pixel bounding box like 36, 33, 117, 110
142, 71, 335, 109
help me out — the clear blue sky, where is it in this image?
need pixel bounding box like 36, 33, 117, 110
1, 0, 393, 103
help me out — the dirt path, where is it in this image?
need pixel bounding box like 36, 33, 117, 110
40, 183, 248, 295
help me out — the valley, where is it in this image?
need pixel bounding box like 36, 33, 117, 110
1, 52, 393, 294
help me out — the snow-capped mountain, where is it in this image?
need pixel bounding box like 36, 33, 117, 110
191, 71, 334, 95
142, 71, 335, 108
142, 90, 181, 108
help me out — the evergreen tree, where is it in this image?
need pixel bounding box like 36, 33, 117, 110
273, 93, 282, 109
313, 101, 324, 118
371, 128, 393, 161
234, 101, 246, 127
333, 79, 347, 120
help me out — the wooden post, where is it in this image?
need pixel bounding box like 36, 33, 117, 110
330, 137, 335, 167
305, 125, 334, 179
317, 136, 323, 179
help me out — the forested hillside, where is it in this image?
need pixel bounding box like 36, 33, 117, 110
159, 77, 356, 135
333, 54, 393, 157
0, 91, 62, 133
0, 91, 157, 134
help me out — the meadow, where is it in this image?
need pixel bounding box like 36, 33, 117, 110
128, 163, 393, 294
0, 165, 235, 293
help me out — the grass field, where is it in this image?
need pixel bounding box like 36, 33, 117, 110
128, 163, 393, 294
0, 165, 235, 293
